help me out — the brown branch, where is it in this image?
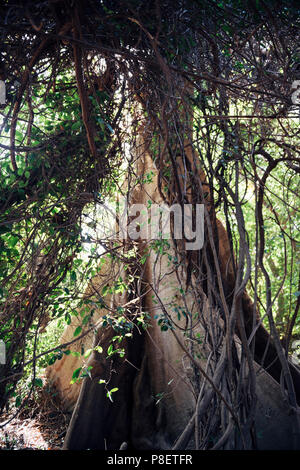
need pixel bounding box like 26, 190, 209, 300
72, 8, 99, 167
10, 37, 50, 172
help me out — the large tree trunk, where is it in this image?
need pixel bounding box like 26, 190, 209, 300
46, 149, 300, 450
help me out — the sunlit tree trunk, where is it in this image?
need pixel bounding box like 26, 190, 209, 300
61, 89, 300, 450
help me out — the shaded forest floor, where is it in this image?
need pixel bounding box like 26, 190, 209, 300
0, 382, 71, 450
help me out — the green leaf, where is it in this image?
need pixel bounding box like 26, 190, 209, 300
33, 378, 43, 387
15, 396, 22, 407
70, 351, 81, 357
70, 367, 82, 384
71, 121, 82, 131
73, 326, 82, 337
106, 387, 119, 402
107, 344, 113, 356
8, 236, 19, 248
161, 325, 169, 331
101, 285, 109, 296
48, 355, 57, 366
83, 348, 93, 358
82, 314, 90, 326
